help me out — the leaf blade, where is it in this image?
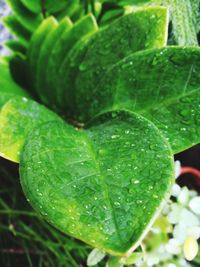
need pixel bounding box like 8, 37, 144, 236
84, 46, 200, 153
20, 111, 174, 255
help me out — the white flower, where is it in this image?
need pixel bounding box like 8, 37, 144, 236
167, 264, 176, 267
174, 161, 181, 178
146, 255, 160, 266
165, 238, 181, 255
189, 196, 200, 215
187, 226, 200, 240
167, 203, 182, 224
177, 187, 190, 206
173, 223, 187, 244
179, 208, 199, 227
87, 248, 106, 266
183, 236, 199, 261
171, 183, 181, 197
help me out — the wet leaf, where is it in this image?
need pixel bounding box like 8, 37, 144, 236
59, 6, 168, 113
81, 47, 200, 153
20, 111, 174, 255
0, 97, 62, 162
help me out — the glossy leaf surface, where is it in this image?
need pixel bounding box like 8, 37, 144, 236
76, 47, 200, 153
0, 97, 62, 162
58, 6, 168, 112
20, 111, 174, 255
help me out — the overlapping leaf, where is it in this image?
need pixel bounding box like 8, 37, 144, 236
38, 14, 98, 107
75, 46, 200, 153
4, 0, 80, 55
47, 6, 168, 112
20, 111, 174, 255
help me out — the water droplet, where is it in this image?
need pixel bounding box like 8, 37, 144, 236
111, 134, 119, 139
114, 201, 120, 206
181, 127, 186, 131
79, 63, 88, 71
22, 97, 28, 102
153, 194, 158, 199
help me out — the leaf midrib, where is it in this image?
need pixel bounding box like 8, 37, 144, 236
84, 131, 124, 246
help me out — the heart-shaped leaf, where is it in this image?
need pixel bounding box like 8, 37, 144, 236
0, 97, 62, 162
75, 46, 200, 154
20, 111, 174, 255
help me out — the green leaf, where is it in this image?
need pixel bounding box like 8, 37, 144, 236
56, 6, 168, 113
6, 0, 43, 32
0, 58, 29, 108
38, 14, 98, 107
20, 111, 174, 255
4, 40, 27, 55
106, 256, 124, 267
0, 97, 62, 163
81, 46, 200, 154
35, 16, 73, 104
4, 0, 82, 56
3, 16, 31, 47
45, 0, 69, 14
27, 16, 58, 93
20, 0, 41, 14
125, 0, 199, 46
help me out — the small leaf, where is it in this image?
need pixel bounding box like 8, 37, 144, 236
87, 248, 106, 266
27, 16, 58, 93
3, 15, 31, 47
6, 0, 43, 32
20, 0, 41, 14
35, 16, 73, 104
4, 40, 27, 54
20, 111, 174, 255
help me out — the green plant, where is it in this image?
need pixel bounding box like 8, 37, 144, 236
0, 0, 200, 264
